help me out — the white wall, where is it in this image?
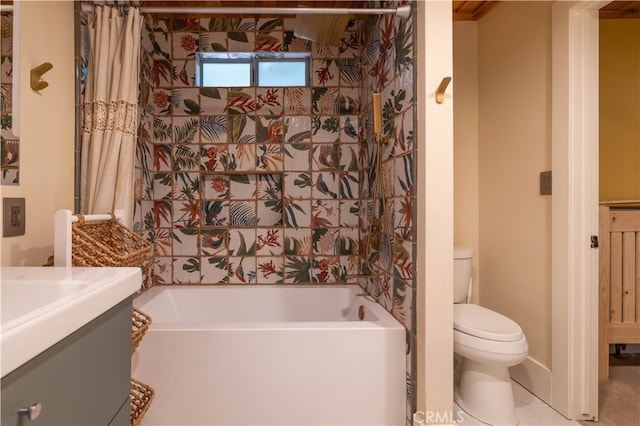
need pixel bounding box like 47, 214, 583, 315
0, 1, 75, 266
453, 1, 554, 369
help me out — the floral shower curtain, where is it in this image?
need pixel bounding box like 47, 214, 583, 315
80, 5, 141, 227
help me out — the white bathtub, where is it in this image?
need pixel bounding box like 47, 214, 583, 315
131, 285, 406, 426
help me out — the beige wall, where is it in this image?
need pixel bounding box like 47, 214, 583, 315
0, 1, 75, 266
600, 19, 640, 202
454, 1, 553, 368
453, 21, 480, 303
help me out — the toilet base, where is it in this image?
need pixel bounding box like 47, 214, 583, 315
454, 358, 518, 426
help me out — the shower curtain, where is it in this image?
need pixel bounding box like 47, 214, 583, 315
80, 5, 141, 227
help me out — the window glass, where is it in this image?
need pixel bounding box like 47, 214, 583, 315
257, 61, 307, 87
196, 53, 310, 88
201, 62, 251, 87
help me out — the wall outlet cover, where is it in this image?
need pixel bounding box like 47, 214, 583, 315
3, 197, 25, 237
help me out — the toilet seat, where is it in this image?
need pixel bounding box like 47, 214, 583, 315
454, 304, 523, 342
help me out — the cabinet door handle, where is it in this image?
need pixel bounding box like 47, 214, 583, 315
18, 403, 42, 421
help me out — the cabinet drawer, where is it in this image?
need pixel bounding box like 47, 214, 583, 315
1, 298, 132, 426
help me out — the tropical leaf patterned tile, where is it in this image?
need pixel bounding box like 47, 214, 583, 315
313, 227, 339, 256
284, 88, 311, 115
172, 32, 198, 59
339, 200, 360, 227
313, 256, 341, 283
229, 256, 257, 283
229, 201, 257, 226
174, 59, 196, 87
173, 199, 200, 228
198, 32, 226, 52
152, 88, 172, 115
200, 144, 228, 171
283, 143, 311, 172
257, 173, 282, 200
228, 229, 256, 256
201, 256, 229, 283
153, 173, 172, 200
377, 272, 393, 310
227, 114, 256, 144
256, 144, 284, 171
256, 256, 284, 284
202, 200, 229, 227
257, 200, 282, 227
153, 257, 172, 284
173, 256, 201, 284
337, 88, 360, 114
228, 31, 255, 52
256, 115, 284, 144
283, 228, 312, 256
256, 228, 283, 256
229, 173, 256, 199
227, 143, 256, 171
284, 256, 312, 284
203, 174, 229, 199
312, 200, 339, 228
393, 236, 413, 280
172, 144, 200, 171
283, 173, 311, 200
340, 116, 359, 142
312, 172, 339, 200
311, 88, 340, 115
200, 89, 227, 115
153, 117, 173, 144
283, 198, 311, 227
172, 228, 199, 255
173, 89, 200, 116
200, 115, 228, 143
174, 172, 200, 199
153, 200, 172, 228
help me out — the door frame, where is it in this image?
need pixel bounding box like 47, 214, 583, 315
550, 1, 608, 421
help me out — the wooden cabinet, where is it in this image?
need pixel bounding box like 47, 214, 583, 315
1, 298, 132, 426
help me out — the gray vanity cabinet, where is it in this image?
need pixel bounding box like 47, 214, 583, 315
1, 298, 132, 426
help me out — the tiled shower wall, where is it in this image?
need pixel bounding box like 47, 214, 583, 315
131, 0, 416, 416
1, 12, 19, 185
135, 15, 365, 286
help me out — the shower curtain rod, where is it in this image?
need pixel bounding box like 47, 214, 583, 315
73, 3, 411, 19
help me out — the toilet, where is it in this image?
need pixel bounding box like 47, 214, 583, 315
453, 247, 528, 426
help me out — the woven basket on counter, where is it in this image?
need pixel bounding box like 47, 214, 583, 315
130, 378, 155, 426
71, 215, 151, 267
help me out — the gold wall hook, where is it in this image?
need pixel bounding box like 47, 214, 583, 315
436, 76, 452, 104
30, 62, 53, 91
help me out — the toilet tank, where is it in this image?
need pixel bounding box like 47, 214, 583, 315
454, 247, 474, 303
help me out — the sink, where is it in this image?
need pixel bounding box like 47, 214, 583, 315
1, 267, 141, 377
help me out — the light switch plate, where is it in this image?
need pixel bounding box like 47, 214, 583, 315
3, 197, 25, 237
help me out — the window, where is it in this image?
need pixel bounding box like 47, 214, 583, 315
196, 52, 310, 87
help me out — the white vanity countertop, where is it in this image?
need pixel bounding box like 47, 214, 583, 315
1, 267, 141, 378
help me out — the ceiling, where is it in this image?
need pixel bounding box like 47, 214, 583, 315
138, 1, 639, 20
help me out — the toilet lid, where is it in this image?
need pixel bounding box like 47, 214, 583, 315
454, 304, 523, 342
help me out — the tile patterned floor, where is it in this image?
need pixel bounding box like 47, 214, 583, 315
455, 380, 579, 425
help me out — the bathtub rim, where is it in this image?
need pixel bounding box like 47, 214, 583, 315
133, 284, 405, 331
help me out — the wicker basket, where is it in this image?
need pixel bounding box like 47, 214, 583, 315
131, 308, 152, 355
71, 215, 151, 267
130, 378, 154, 426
